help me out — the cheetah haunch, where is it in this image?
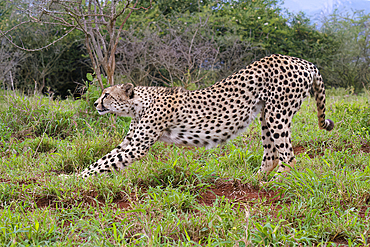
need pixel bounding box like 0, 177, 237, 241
79, 54, 334, 178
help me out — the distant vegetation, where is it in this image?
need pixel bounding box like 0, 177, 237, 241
0, 0, 369, 96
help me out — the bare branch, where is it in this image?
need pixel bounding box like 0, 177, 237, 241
0, 21, 32, 39
0, 26, 77, 52
4, 0, 152, 89
39, 11, 78, 27
115, 19, 256, 88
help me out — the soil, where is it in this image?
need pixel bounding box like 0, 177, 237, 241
361, 142, 370, 153
33, 181, 280, 210
0, 178, 10, 183
36, 195, 57, 208
197, 180, 280, 207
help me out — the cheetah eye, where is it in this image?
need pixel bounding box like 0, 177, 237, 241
105, 93, 110, 97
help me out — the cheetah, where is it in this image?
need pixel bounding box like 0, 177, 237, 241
77, 54, 334, 178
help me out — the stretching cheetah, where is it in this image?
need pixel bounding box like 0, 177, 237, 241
77, 54, 334, 178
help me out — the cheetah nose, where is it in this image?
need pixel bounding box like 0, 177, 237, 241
94, 102, 98, 107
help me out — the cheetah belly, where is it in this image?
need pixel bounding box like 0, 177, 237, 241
158, 127, 216, 148
158, 130, 186, 146
158, 100, 265, 149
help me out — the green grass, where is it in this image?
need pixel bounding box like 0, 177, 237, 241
0, 88, 369, 246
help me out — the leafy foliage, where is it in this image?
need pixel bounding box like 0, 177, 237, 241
12, 23, 91, 97
319, 10, 370, 90
1, 0, 369, 94
125, 0, 343, 88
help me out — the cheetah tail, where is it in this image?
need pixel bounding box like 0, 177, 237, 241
312, 72, 334, 131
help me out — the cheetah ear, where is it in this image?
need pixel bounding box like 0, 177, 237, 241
119, 83, 134, 99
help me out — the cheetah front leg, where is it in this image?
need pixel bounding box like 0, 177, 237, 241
59, 119, 138, 178
78, 116, 167, 178
106, 118, 138, 156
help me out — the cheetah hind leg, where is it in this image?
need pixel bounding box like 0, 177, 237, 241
256, 106, 280, 183
257, 159, 296, 187
257, 107, 296, 184
269, 158, 296, 182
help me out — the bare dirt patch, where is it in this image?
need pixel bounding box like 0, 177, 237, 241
36, 195, 57, 208
361, 142, 370, 153
331, 237, 349, 247
0, 178, 11, 183
197, 180, 281, 207
293, 145, 313, 157
0, 177, 40, 186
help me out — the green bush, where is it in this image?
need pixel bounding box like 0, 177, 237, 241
320, 10, 370, 91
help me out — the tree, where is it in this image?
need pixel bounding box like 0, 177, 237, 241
0, 2, 91, 96
16, 24, 78, 94
0, 39, 27, 90
115, 17, 222, 88
320, 10, 370, 90
0, 0, 151, 89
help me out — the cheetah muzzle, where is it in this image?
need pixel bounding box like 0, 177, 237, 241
75, 54, 334, 179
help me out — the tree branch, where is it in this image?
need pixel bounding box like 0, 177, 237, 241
0, 21, 32, 39
0, 26, 77, 52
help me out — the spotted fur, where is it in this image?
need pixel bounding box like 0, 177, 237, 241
78, 54, 334, 178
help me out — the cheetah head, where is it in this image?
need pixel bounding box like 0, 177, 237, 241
94, 83, 135, 116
